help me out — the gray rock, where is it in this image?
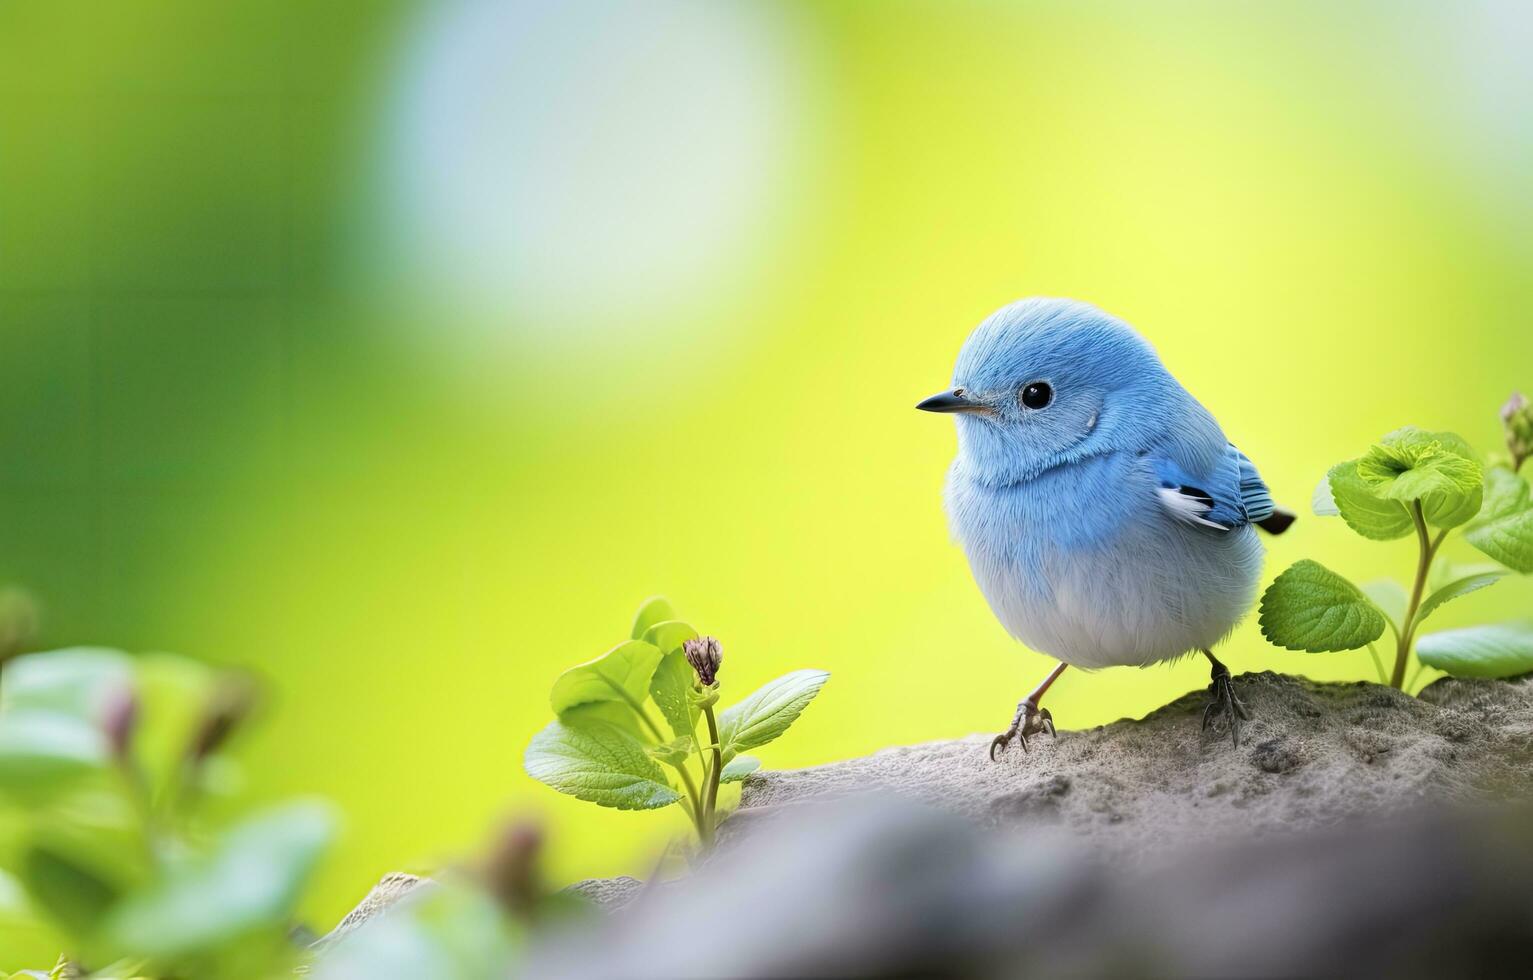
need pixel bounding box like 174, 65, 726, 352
563, 875, 644, 911
312, 872, 432, 950
734, 671, 1533, 859
531, 794, 1533, 978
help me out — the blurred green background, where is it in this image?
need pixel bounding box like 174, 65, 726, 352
3, 0, 1532, 947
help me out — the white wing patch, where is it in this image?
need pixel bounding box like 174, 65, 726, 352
1157, 487, 1227, 530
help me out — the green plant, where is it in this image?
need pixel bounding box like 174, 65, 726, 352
0, 648, 336, 978
523, 598, 829, 847
1260, 396, 1533, 690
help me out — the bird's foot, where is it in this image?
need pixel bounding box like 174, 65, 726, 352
989, 699, 1055, 760
1202, 663, 1250, 748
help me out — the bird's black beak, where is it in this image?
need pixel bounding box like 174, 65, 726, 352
916, 388, 980, 414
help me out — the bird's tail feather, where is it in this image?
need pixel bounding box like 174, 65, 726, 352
1256, 506, 1296, 535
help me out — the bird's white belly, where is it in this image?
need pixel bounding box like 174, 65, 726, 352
965, 519, 1261, 669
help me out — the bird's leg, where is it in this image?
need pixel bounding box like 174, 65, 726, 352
990, 662, 1067, 760
1201, 649, 1250, 748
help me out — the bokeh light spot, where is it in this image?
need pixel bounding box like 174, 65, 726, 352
381, 0, 806, 344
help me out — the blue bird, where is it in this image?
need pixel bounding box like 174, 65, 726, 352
918, 298, 1293, 757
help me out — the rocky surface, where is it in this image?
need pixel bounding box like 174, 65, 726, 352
312, 872, 431, 950
324, 673, 1533, 976
529, 795, 1533, 978
563, 875, 644, 911
733, 671, 1533, 858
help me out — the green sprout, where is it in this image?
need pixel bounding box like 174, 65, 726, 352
523, 598, 828, 847
1259, 398, 1533, 690
0, 648, 336, 978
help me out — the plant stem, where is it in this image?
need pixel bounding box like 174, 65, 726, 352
670, 764, 707, 841
679, 783, 707, 842
618, 691, 707, 838
700, 703, 723, 844
122, 763, 163, 863
1365, 642, 1387, 685
1391, 503, 1445, 689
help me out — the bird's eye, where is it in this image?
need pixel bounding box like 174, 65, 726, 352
1020, 382, 1053, 410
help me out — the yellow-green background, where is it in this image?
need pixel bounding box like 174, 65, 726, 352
3, 0, 1532, 954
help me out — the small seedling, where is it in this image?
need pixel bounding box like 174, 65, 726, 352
1259, 394, 1533, 690
0, 648, 336, 978
523, 598, 828, 846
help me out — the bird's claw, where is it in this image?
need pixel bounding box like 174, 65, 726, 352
989, 700, 1055, 761
1202, 667, 1250, 748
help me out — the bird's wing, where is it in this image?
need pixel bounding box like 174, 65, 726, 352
1151, 445, 1275, 532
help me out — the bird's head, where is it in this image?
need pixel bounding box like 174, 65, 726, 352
918, 297, 1177, 484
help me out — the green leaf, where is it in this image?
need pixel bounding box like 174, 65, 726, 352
0, 867, 58, 955
1325, 461, 1413, 540
523, 719, 681, 810
24, 788, 150, 896
647, 736, 694, 768
1258, 560, 1387, 652
1311, 473, 1340, 517
1482, 464, 1533, 515
1356, 428, 1483, 529
1360, 580, 1408, 636
1416, 570, 1507, 626
719, 755, 760, 783
0, 711, 109, 804
1416, 622, 1533, 679
0, 648, 134, 719
1410, 430, 1486, 529
23, 844, 120, 938
630, 597, 677, 641
1423, 483, 1484, 530
648, 650, 699, 741
549, 640, 663, 717
718, 670, 829, 761
1357, 429, 1480, 500
1397, 427, 1478, 463
104, 800, 337, 958
1464, 466, 1533, 572
130, 653, 221, 798
559, 700, 644, 740
1428, 559, 1505, 593
640, 620, 697, 656
641, 622, 702, 738
66, 959, 152, 980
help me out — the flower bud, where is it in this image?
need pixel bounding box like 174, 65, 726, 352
682, 636, 722, 686
100, 684, 139, 763
0, 588, 39, 669
1503, 391, 1533, 470
1502, 391, 1527, 423
189, 675, 258, 763
482, 817, 544, 917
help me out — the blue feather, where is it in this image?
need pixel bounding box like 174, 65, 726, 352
1234, 448, 1277, 524
1151, 445, 1276, 530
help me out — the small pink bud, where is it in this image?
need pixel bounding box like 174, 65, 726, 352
482, 817, 544, 916
100, 685, 138, 761
1502, 391, 1527, 423
1503, 391, 1533, 470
